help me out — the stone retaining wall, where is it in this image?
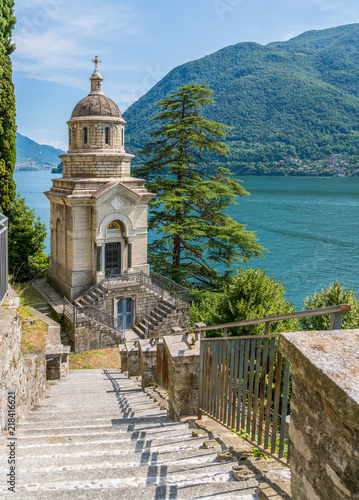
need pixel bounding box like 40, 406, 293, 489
280, 330, 359, 500
0, 303, 46, 433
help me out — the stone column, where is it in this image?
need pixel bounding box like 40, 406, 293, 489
164, 335, 200, 421
126, 342, 139, 377
138, 339, 157, 390
280, 330, 359, 500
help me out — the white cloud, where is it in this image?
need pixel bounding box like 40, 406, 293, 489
13, 0, 144, 88
47, 140, 67, 150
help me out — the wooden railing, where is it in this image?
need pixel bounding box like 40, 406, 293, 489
183, 304, 351, 339
199, 335, 291, 463
196, 304, 351, 464
0, 213, 8, 305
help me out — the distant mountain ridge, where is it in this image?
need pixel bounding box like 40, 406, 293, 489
15, 132, 65, 170
123, 23, 359, 176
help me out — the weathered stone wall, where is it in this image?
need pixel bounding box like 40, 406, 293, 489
126, 343, 139, 377
280, 330, 359, 500
118, 345, 128, 372
0, 305, 46, 434
164, 335, 200, 421
65, 318, 120, 353
138, 339, 157, 390
97, 286, 163, 326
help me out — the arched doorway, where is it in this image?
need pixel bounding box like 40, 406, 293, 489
105, 220, 123, 276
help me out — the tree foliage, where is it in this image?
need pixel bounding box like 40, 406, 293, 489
190, 267, 299, 336
8, 195, 48, 280
135, 85, 264, 287
0, 0, 16, 215
301, 279, 359, 330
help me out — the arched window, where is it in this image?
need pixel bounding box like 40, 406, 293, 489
121, 128, 124, 146
105, 127, 110, 145
69, 129, 71, 147
83, 127, 88, 145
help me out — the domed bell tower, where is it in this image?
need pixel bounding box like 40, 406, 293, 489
45, 58, 154, 301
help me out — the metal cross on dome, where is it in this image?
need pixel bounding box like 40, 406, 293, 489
92, 56, 101, 71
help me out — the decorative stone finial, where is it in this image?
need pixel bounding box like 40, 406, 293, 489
90, 55, 104, 94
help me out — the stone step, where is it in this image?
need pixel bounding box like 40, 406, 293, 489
132, 325, 145, 338
14, 420, 188, 437
16, 414, 171, 430
14, 435, 205, 458
7, 426, 194, 445
25, 400, 162, 412
22, 407, 168, 418
0, 447, 222, 470
16, 411, 169, 427
0, 462, 248, 491
0, 481, 258, 498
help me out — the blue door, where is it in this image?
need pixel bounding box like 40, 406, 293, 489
117, 298, 133, 330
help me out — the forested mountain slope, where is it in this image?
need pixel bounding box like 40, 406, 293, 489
123, 23, 359, 176
15, 133, 65, 170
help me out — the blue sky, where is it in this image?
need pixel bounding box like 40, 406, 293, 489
12, 0, 359, 150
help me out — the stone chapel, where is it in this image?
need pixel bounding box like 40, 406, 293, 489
45, 58, 189, 351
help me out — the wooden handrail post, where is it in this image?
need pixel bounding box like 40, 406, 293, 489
223, 327, 228, 338
264, 322, 270, 335
330, 311, 342, 330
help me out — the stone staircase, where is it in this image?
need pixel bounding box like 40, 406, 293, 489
133, 300, 178, 338
75, 281, 181, 340
74, 284, 108, 308
0, 369, 258, 498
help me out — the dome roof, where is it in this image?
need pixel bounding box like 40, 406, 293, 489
71, 94, 122, 119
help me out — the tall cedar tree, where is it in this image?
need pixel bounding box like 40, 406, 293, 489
0, 0, 16, 215
135, 85, 264, 287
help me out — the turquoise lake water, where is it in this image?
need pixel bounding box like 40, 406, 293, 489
13, 171, 359, 309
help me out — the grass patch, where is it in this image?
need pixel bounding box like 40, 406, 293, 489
12, 282, 45, 306
70, 348, 119, 370
20, 306, 48, 353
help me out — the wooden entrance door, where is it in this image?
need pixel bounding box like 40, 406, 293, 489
105, 243, 121, 276
117, 298, 133, 330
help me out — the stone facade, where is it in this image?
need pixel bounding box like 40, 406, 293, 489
45, 61, 154, 302
280, 330, 359, 500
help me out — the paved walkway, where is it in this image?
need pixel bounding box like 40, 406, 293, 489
32, 278, 64, 316
0, 370, 258, 499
